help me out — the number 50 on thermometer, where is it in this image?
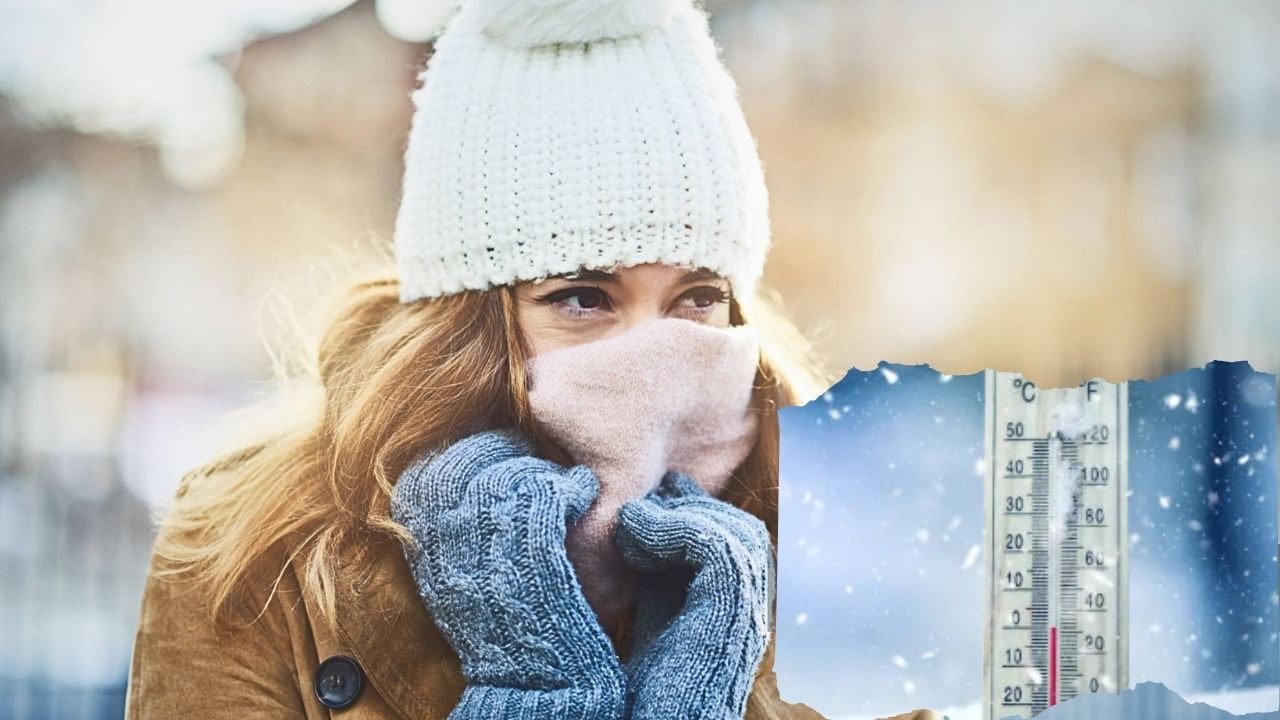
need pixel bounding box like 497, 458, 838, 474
982, 371, 1130, 720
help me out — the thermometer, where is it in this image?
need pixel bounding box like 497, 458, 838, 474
982, 371, 1129, 719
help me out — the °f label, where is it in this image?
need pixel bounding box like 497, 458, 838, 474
982, 371, 1129, 719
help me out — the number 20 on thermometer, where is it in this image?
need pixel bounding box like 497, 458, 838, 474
982, 371, 1129, 719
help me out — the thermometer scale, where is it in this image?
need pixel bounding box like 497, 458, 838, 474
982, 371, 1129, 719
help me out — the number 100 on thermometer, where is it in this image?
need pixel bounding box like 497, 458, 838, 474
982, 371, 1129, 719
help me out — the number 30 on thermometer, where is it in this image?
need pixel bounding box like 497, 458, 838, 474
982, 371, 1129, 719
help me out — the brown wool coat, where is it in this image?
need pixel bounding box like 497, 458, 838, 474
124, 528, 939, 720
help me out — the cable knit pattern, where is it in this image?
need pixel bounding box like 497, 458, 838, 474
393, 0, 772, 302
615, 471, 772, 719
390, 429, 627, 719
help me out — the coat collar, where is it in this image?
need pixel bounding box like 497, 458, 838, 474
327, 533, 466, 719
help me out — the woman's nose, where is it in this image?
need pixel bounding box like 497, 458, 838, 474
613, 300, 670, 334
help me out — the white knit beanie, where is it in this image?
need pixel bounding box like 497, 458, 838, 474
392, 0, 772, 303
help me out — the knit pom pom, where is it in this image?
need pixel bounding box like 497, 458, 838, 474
467, 0, 683, 47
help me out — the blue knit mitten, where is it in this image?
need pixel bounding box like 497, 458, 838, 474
390, 429, 627, 719
614, 471, 772, 719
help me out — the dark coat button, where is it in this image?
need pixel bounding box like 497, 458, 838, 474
315, 655, 364, 709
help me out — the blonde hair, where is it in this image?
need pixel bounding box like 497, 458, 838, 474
151, 241, 833, 633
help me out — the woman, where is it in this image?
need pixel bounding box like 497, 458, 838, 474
125, 0, 941, 718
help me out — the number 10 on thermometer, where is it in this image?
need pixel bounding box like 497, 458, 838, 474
982, 371, 1129, 719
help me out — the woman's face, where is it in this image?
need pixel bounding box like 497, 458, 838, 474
514, 262, 733, 356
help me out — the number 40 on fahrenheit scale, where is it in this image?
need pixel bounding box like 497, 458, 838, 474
982, 371, 1129, 720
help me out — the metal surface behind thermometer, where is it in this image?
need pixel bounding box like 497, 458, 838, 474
982, 371, 1129, 720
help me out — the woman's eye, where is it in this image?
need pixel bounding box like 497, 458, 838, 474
543, 287, 610, 317
674, 286, 730, 315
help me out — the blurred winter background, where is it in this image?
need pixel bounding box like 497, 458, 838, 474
776, 362, 1277, 719
1, 0, 1279, 718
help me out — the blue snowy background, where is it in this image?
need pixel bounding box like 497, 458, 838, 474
775, 361, 1278, 719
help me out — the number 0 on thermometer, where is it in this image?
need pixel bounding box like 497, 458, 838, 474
982, 371, 1129, 719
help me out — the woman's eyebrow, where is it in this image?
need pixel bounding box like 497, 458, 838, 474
678, 269, 725, 284
560, 269, 619, 283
